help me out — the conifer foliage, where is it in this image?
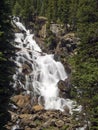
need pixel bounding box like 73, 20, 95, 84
0, 0, 14, 129
11, 0, 71, 24
71, 0, 98, 129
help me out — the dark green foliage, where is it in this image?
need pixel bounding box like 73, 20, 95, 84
57, 0, 70, 24
70, 0, 98, 129
10, 0, 71, 24
0, 0, 14, 129
12, 0, 34, 22
69, 0, 79, 30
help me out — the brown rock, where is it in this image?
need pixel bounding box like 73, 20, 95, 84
19, 114, 36, 128
55, 120, 64, 128
11, 94, 30, 108
32, 105, 44, 112
58, 80, 68, 98
58, 79, 71, 91
36, 16, 47, 22
8, 111, 19, 122
58, 79, 71, 98
21, 104, 31, 114
22, 63, 32, 75
39, 24, 47, 38
20, 114, 32, 119
58, 80, 66, 91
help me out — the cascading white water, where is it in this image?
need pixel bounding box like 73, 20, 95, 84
12, 17, 75, 113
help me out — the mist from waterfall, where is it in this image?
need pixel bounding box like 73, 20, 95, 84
12, 17, 75, 113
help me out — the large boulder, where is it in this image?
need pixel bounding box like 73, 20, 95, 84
22, 63, 32, 75
11, 94, 31, 108
11, 95, 44, 114
50, 23, 66, 36
59, 33, 77, 53
39, 24, 47, 38
35, 16, 47, 38
58, 79, 71, 98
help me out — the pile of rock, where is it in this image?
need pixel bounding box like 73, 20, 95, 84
5, 94, 87, 130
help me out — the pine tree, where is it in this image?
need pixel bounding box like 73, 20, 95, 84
40, 0, 48, 17
57, 0, 70, 24
13, 1, 21, 16
69, 0, 78, 30
70, 0, 98, 129
47, 0, 55, 22
0, 0, 14, 128
23, 0, 34, 21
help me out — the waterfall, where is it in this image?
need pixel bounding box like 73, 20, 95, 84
12, 17, 75, 113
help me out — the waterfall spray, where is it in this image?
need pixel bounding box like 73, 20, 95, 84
12, 17, 76, 113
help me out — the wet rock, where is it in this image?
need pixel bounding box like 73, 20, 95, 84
54, 54, 60, 61
64, 105, 70, 115
58, 80, 70, 98
22, 63, 32, 75
58, 80, 67, 91
38, 96, 45, 106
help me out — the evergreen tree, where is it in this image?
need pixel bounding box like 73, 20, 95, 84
12, 0, 34, 21
69, 0, 78, 30
36, 0, 42, 15
0, 0, 14, 129
57, 0, 70, 24
13, 1, 21, 16
11, 0, 72, 24
47, 0, 55, 22
40, 0, 48, 17
23, 0, 34, 21
70, 0, 98, 129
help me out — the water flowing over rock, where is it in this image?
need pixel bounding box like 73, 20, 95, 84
4, 17, 90, 130
12, 17, 77, 115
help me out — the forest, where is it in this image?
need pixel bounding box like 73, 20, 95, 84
0, 0, 98, 129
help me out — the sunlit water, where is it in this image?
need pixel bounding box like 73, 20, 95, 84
12, 17, 77, 113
